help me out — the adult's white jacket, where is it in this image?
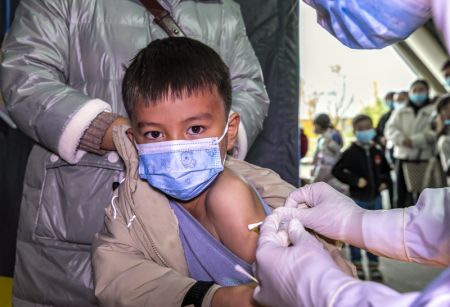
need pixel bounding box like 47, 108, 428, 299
385, 104, 436, 160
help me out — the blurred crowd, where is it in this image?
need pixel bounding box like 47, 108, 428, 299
299, 60, 450, 281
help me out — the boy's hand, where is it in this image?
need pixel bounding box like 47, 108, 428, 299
212, 284, 261, 307
357, 178, 367, 188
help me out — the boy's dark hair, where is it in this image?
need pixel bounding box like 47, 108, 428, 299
352, 114, 372, 128
122, 37, 232, 119
437, 94, 450, 113
441, 60, 450, 71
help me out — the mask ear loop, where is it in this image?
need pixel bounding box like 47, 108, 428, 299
218, 123, 229, 164
218, 123, 229, 143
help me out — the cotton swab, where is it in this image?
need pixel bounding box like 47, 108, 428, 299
247, 221, 263, 231
234, 264, 259, 283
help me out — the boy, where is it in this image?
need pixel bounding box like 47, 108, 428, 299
93, 37, 354, 307
123, 37, 266, 266
332, 114, 391, 282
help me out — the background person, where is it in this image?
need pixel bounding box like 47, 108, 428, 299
332, 114, 391, 281
376, 91, 396, 149
311, 113, 348, 194
385, 80, 436, 207
436, 94, 450, 182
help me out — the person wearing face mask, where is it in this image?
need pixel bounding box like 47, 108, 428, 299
311, 114, 348, 194
332, 114, 391, 281
435, 95, 450, 182
376, 92, 396, 149
393, 91, 409, 110
441, 60, 450, 89
385, 80, 436, 208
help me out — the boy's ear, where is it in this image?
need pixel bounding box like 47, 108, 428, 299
126, 128, 135, 143
226, 112, 240, 151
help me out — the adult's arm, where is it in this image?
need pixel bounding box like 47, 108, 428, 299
385, 110, 408, 147
286, 183, 450, 267
253, 211, 422, 307
363, 188, 450, 266
221, 1, 270, 156
0, 0, 111, 163
303, 0, 431, 49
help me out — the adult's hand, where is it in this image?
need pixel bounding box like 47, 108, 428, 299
101, 116, 130, 151
253, 212, 356, 307
402, 138, 413, 148
284, 182, 365, 247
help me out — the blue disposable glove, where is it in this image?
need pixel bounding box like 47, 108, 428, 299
304, 0, 431, 49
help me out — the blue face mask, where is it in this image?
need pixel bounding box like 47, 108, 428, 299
445, 119, 450, 126
446, 78, 450, 88
409, 92, 428, 105
136, 125, 228, 201
356, 129, 376, 143
386, 100, 394, 110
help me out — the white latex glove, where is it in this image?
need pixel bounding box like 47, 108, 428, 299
284, 182, 365, 248
253, 211, 358, 307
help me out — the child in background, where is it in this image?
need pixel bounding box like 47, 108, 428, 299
332, 114, 392, 282
436, 95, 450, 183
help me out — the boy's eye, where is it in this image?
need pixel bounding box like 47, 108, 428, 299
144, 131, 163, 140
187, 126, 204, 135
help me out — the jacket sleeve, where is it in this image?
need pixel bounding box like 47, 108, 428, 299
92, 206, 220, 307
0, 0, 111, 164
362, 188, 450, 267
332, 152, 360, 187
221, 1, 270, 148
385, 110, 407, 147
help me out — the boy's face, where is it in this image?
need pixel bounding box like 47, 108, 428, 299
353, 119, 373, 133
128, 87, 239, 156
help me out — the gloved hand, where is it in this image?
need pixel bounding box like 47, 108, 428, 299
284, 182, 365, 248
253, 211, 358, 307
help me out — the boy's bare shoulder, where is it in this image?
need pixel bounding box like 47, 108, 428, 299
206, 168, 258, 212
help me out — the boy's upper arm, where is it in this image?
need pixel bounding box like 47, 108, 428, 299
206, 176, 265, 263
